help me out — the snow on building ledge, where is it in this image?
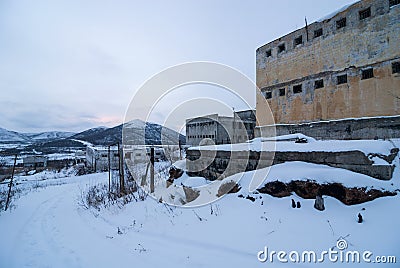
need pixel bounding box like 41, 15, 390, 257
186, 135, 399, 181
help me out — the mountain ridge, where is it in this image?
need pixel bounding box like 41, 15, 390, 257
0, 120, 185, 155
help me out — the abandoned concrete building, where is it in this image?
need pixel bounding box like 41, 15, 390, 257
256, 0, 400, 139
186, 110, 256, 146
87, 145, 167, 172
123, 146, 166, 163
186, 0, 400, 193
86, 146, 120, 172
23, 156, 47, 168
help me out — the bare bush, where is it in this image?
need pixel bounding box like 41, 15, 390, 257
0, 184, 22, 212
0, 158, 6, 168
78, 176, 145, 211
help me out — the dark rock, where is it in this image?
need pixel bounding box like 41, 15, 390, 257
183, 186, 200, 203
295, 137, 308, 143
245, 195, 256, 202
258, 180, 397, 205
258, 180, 291, 197
296, 201, 301, 208
291, 199, 296, 208
314, 195, 325, 211
169, 166, 184, 179
358, 213, 363, 223
217, 180, 241, 197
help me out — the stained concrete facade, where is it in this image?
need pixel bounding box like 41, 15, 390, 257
255, 116, 400, 140
256, 0, 400, 129
186, 147, 398, 181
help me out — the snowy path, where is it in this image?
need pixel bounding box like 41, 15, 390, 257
0, 177, 108, 268
0, 171, 399, 267
0, 174, 260, 267
0, 175, 136, 268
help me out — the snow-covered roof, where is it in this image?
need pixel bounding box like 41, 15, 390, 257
317, 1, 359, 22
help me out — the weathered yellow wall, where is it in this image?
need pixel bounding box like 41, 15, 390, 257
256, 0, 400, 125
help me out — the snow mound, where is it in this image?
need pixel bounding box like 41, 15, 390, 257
190, 134, 396, 156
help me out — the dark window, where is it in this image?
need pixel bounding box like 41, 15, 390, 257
337, 74, 348, 85
265, 91, 272, 99
392, 62, 400, 73
315, 79, 324, 89
294, 36, 303, 47
279, 88, 286, 96
336, 18, 347, 29
278, 43, 286, 53
389, 0, 400, 7
266, 49, 272, 57
359, 7, 371, 20
293, 84, 302, 94
361, 68, 374, 79
314, 28, 323, 38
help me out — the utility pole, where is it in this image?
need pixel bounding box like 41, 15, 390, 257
150, 147, 154, 193
5, 154, 17, 211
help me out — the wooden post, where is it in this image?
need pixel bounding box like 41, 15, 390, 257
150, 147, 154, 193
232, 107, 236, 144
141, 162, 150, 186
179, 139, 182, 160
5, 154, 17, 211
120, 146, 125, 194
117, 143, 125, 194
108, 146, 111, 192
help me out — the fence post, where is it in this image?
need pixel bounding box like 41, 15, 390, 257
5, 154, 17, 211
108, 146, 111, 192
179, 140, 182, 160
117, 143, 125, 194
150, 147, 154, 193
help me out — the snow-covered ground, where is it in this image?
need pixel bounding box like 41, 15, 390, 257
0, 161, 399, 267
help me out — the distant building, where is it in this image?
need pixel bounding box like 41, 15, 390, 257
124, 146, 148, 163
186, 110, 256, 146
86, 146, 120, 172
23, 156, 47, 168
124, 146, 167, 162
46, 151, 86, 170
87, 145, 167, 172
256, 0, 400, 139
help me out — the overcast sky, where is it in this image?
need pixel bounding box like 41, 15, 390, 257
0, 0, 358, 133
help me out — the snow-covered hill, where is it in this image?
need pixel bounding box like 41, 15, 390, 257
0, 128, 75, 144
72, 119, 185, 146
0, 127, 30, 143
25, 131, 75, 141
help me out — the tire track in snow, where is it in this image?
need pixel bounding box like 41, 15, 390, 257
8, 184, 81, 268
